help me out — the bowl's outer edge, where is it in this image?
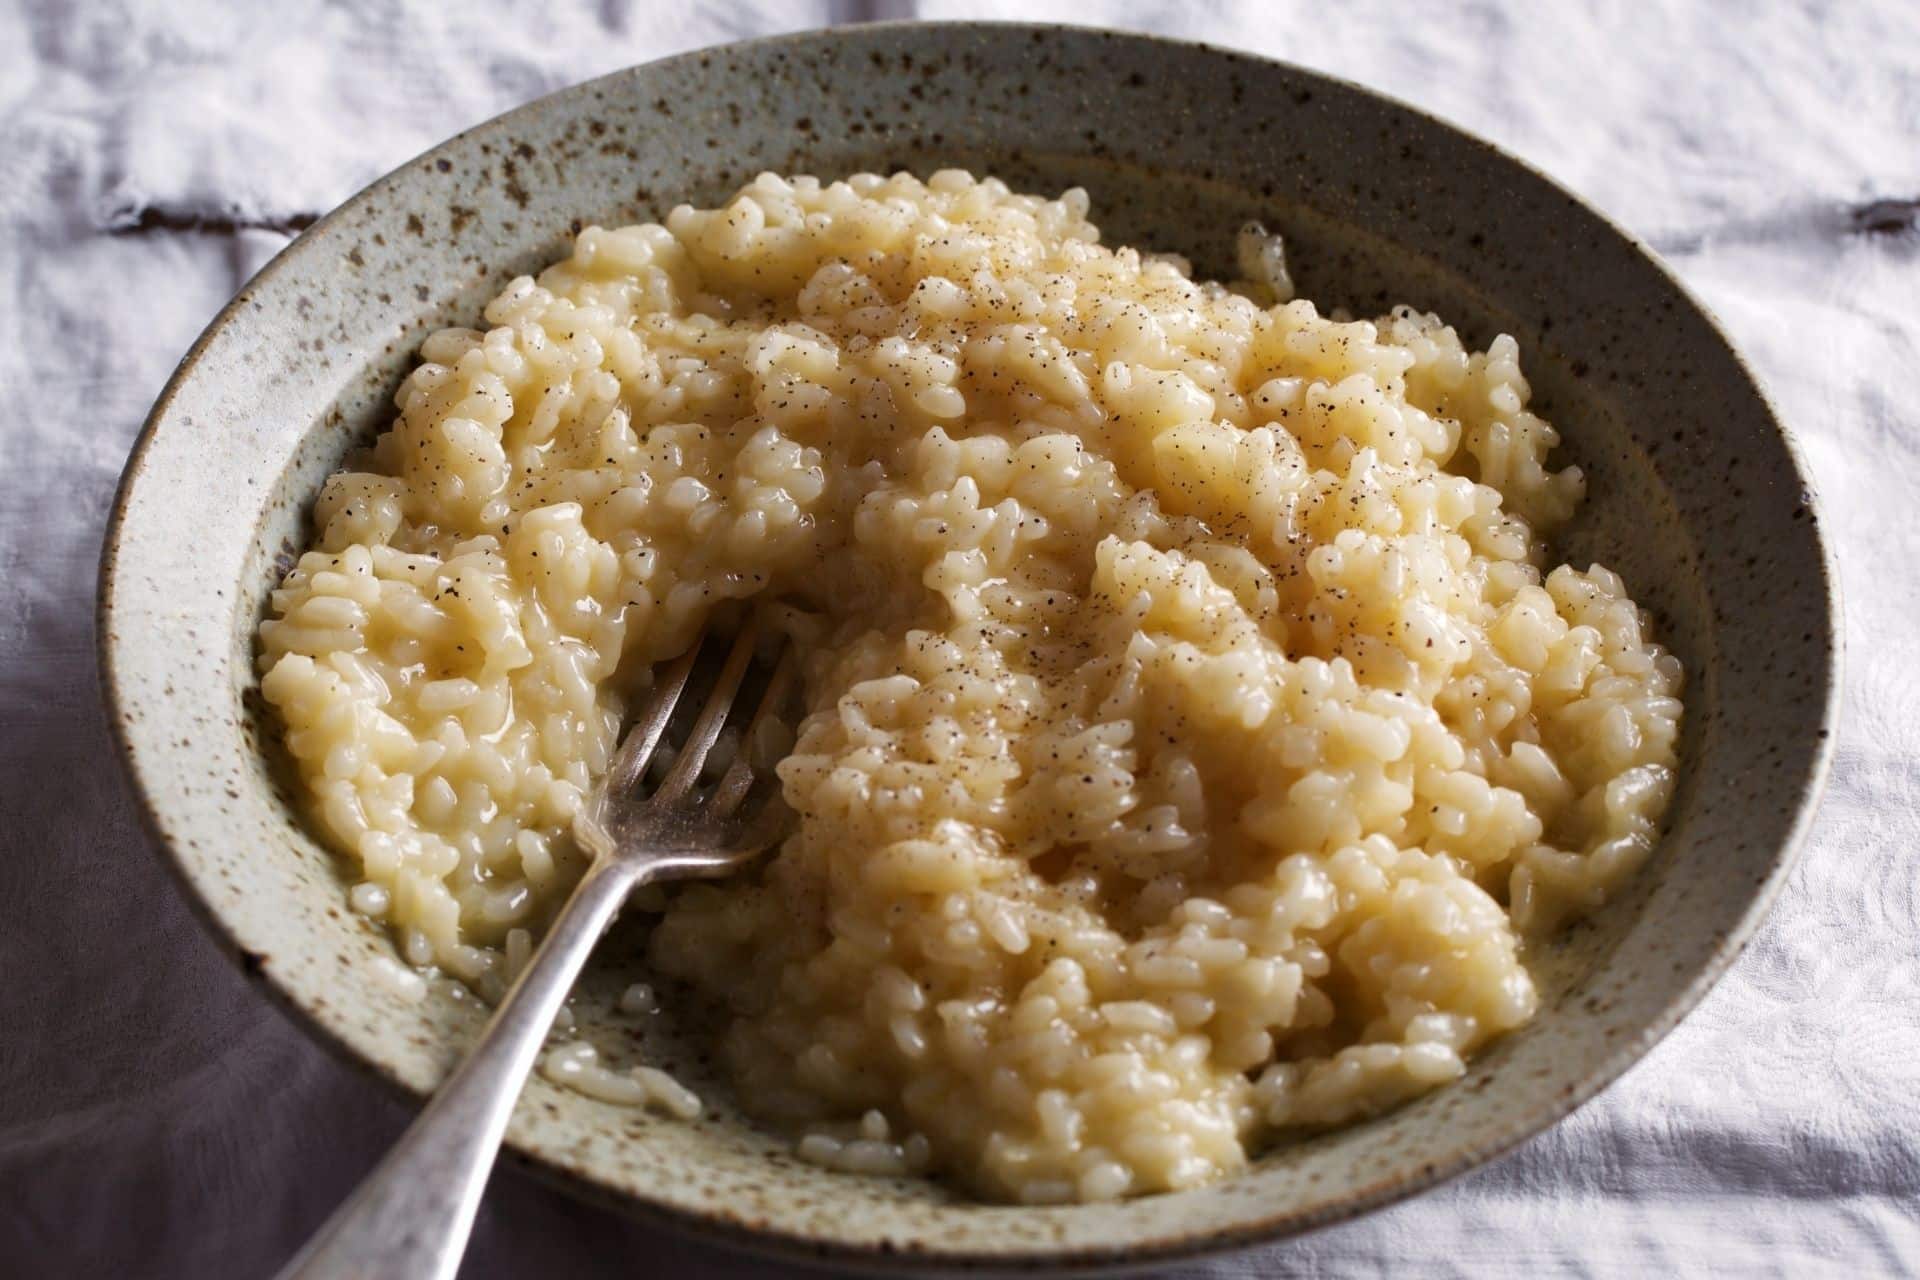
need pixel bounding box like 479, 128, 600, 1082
97, 20, 1842, 1274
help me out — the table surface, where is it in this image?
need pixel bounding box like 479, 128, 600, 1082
4, 1, 1917, 1275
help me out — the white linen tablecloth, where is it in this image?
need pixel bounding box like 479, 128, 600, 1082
3, 2, 1916, 1274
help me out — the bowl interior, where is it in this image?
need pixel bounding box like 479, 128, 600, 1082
102, 23, 1836, 1269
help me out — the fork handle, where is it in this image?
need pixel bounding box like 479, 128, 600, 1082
275, 855, 645, 1280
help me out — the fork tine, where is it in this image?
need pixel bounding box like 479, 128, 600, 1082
706, 646, 798, 819
603, 641, 703, 799
648, 618, 760, 808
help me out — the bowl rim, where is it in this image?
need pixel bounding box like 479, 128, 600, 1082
97, 19, 1843, 1273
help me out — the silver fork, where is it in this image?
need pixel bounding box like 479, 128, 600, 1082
277, 622, 795, 1280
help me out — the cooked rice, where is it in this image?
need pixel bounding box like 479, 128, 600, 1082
541, 1041, 703, 1120
259, 171, 1681, 1201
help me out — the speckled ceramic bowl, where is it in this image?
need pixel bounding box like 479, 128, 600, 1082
99, 22, 1839, 1272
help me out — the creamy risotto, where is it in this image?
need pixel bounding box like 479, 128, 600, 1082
259, 171, 1682, 1203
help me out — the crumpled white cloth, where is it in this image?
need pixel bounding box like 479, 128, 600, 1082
3, 1, 1916, 1275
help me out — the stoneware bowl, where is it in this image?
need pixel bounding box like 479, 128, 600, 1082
99, 22, 1840, 1272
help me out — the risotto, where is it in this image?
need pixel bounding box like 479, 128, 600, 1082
259, 171, 1682, 1203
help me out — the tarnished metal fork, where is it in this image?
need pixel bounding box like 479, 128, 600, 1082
278, 622, 795, 1280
